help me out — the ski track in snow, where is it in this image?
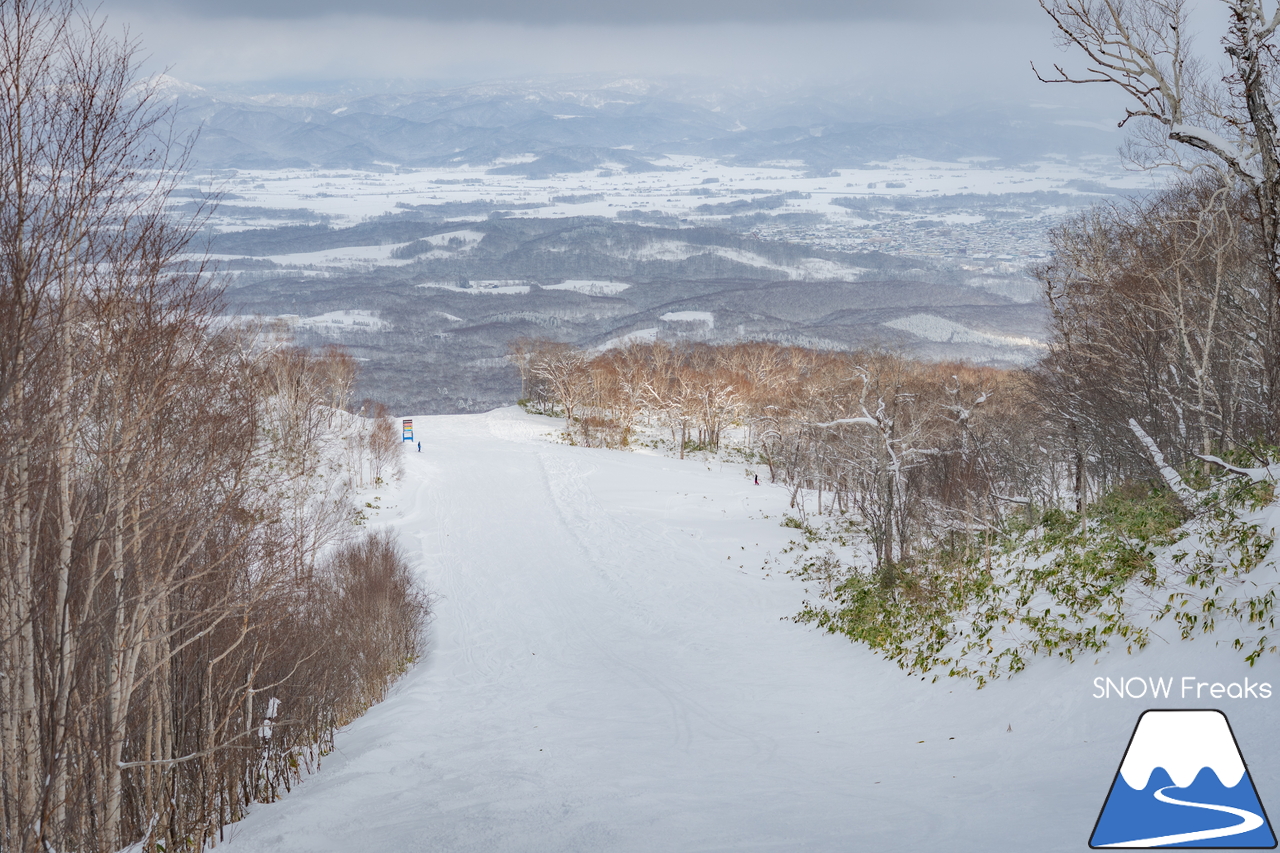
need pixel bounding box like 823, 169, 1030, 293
217, 408, 1280, 853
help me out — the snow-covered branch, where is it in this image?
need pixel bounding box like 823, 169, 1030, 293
1197, 454, 1280, 483
807, 417, 879, 428
1128, 418, 1196, 505
1168, 124, 1261, 183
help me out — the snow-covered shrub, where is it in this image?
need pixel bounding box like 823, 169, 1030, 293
790, 456, 1278, 685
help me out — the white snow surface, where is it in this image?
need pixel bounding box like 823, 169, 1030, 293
419, 281, 532, 295
292, 309, 389, 332
883, 313, 1047, 351
596, 327, 659, 350
218, 408, 1280, 853
610, 240, 855, 280
1119, 711, 1245, 790
543, 280, 632, 295
660, 311, 714, 327
207, 243, 417, 269
186, 155, 1155, 232
423, 229, 485, 247
183, 156, 1165, 269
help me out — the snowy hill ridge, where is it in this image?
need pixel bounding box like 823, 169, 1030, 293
167, 74, 1121, 172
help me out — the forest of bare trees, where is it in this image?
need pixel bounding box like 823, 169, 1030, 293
0, 2, 425, 851
512, 338, 1054, 570
1033, 179, 1270, 496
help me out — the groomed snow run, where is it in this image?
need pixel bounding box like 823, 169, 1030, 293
219, 408, 1280, 853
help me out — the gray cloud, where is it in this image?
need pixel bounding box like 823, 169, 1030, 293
93, 0, 1130, 131
111, 10, 1072, 94
116, 0, 1038, 25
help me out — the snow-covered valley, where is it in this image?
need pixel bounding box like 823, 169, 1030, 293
193, 155, 1149, 263
192, 77, 1153, 415
217, 408, 1280, 853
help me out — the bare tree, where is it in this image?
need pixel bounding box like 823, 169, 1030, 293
1037, 0, 1280, 440
1032, 178, 1266, 497
523, 340, 1045, 572
0, 0, 208, 846
0, 4, 429, 852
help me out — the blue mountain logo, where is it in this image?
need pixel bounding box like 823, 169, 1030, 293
1091, 710, 1276, 848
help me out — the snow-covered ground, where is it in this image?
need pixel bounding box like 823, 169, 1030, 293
543, 280, 632, 296
188, 155, 1161, 273
419, 281, 533, 295
207, 243, 419, 268
883, 313, 1049, 359
291, 309, 391, 332
595, 328, 660, 351
190, 155, 1154, 229
660, 311, 715, 328
218, 408, 1280, 853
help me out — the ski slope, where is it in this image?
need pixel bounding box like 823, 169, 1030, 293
219, 408, 1280, 853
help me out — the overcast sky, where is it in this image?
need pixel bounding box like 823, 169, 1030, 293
113, 0, 1043, 26
95, 0, 1152, 115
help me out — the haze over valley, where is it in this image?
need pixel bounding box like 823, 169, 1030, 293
177, 75, 1151, 411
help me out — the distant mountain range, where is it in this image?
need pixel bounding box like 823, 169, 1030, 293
161, 75, 1121, 173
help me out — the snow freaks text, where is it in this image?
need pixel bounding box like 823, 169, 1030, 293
1093, 677, 1273, 700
